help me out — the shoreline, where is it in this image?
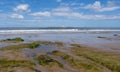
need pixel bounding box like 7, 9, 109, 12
0, 40, 120, 72
0, 32, 120, 52
0, 29, 120, 34
0, 32, 120, 71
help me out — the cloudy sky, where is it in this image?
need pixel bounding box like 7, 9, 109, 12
0, 0, 120, 27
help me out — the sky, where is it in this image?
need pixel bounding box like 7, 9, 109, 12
0, 0, 120, 27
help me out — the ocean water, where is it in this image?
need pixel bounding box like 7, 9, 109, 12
0, 27, 120, 34
0, 27, 120, 52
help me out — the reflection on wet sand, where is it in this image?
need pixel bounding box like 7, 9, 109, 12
0, 32, 120, 72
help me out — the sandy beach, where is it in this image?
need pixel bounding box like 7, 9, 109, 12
1, 31, 120, 52
0, 31, 120, 72
1, 0, 120, 71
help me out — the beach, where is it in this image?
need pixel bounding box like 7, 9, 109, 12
1, 0, 120, 71
0, 29, 120, 72
0, 29, 120, 52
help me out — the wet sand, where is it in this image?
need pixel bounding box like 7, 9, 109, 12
0, 32, 120, 52
0, 32, 120, 72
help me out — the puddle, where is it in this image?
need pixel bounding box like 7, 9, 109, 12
22, 44, 59, 57
0, 42, 27, 48
0, 42, 18, 48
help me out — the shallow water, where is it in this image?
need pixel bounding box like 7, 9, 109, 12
22, 44, 58, 57
0, 32, 120, 52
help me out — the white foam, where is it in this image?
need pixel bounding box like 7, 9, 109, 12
0, 29, 120, 34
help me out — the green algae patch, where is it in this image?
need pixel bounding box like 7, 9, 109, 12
0, 43, 40, 50
37, 54, 63, 68
0, 59, 41, 72
0, 60, 35, 68
71, 44, 120, 72
0, 37, 24, 42
0, 41, 63, 51
29, 43, 39, 49
51, 50, 102, 72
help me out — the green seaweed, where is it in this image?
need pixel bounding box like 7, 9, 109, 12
72, 46, 120, 72
0, 60, 35, 68
0, 37, 24, 42
37, 55, 63, 68
29, 43, 39, 49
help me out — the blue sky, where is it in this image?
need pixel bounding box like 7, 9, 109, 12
0, 0, 120, 27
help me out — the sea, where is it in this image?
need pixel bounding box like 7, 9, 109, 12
0, 27, 120, 52
0, 27, 120, 34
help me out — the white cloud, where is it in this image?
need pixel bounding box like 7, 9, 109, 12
52, 7, 72, 17
107, 1, 116, 7
21, 19, 53, 22
84, 1, 120, 12
52, 7, 71, 12
14, 4, 31, 12
9, 14, 24, 19
98, 7, 120, 12
60, 2, 84, 7
53, 12, 69, 17
28, 6, 120, 20
52, 7, 120, 19
57, 0, 62, 2
29, 11, 51, 17
85, 1, 101, 10
70, 13, 120, 19
53, 11, 120, 19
